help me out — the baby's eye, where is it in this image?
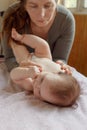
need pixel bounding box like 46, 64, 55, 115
40, 77, 44, 83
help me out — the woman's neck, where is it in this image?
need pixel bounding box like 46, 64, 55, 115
30, 25, 48, 40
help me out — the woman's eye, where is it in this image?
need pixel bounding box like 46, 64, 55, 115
44, 3, 52, 9
30, 6, 37, 8
44, 5, 51, 9
29, 4, 38, 8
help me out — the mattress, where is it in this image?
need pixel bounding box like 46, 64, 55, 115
0, 62, 87, 130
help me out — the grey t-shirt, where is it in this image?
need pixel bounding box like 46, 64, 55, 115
1, 4, 75, 72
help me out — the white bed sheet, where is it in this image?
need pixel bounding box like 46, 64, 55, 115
0, 62, 87, 130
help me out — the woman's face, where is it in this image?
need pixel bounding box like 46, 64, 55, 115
25, 0, 57, 27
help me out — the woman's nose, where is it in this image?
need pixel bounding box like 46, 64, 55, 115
38, 8, 45, 18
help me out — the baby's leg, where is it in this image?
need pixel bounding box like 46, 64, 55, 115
12, 28, 52, 59
12, 28, 23, 41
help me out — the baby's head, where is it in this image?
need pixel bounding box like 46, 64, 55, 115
33, 72, 80, 107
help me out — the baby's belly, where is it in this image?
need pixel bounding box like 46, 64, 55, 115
31, 56, 61, 73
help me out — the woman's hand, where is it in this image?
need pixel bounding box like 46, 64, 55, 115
56, 60, 72, 75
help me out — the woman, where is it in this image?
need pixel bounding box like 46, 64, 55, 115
1, 0, 75, 72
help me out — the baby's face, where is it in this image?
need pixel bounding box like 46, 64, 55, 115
33, 72, 62, 104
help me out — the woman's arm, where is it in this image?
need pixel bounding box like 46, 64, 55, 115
53, 19, 75, 63
52, 21, 75, 63
49, 6, 75, 63
1, 33, 18, 72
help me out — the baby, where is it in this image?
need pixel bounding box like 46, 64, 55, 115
10, 28, 80, 107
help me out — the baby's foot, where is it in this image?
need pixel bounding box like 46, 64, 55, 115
11, 28, 23, 41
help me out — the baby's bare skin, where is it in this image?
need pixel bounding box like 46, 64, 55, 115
9, 29, 80, 107
10, 28, 68, 92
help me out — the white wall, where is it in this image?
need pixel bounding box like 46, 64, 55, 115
0, 0, 17, 11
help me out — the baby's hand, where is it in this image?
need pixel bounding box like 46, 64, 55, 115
28, 66, 41, 78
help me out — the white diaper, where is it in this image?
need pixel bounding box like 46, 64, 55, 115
31, 55, 61, 73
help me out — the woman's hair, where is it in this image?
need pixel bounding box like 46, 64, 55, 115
2, 0, 58, 44
2, 0, 29, 44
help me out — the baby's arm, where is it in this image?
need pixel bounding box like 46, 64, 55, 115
10, 66, 40, 81
10, 66, 40, 91
12, 28, 52, 59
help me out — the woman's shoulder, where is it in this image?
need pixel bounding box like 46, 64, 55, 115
56, 5, 74, 18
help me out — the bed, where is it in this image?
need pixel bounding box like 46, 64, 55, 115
0, 62, 87, 130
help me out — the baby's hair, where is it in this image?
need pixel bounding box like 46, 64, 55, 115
50, 73, 80, 107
